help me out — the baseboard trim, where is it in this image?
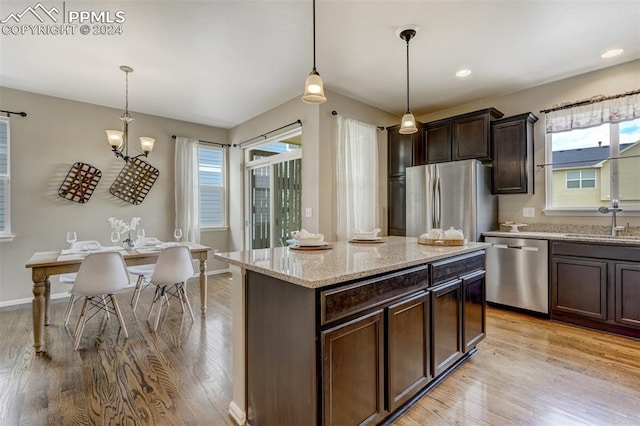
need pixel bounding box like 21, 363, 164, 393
229, 401, 246, 425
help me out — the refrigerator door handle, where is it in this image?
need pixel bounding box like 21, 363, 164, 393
434, 175, 442, 228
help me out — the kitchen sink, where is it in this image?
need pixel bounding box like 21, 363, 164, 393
563, 233, 640, 241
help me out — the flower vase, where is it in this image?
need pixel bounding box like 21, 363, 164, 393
124, 232, 135, 249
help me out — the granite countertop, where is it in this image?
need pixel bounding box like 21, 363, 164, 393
214, 236, 489, 289
483, 230, 640, 246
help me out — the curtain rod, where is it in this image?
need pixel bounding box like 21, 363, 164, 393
233, 119, 302, 147
331, 110, 385, 130
536, 153, 640, 169
0, 109, 27, 118
171, 135, 230, 148
540, 88, 640, 114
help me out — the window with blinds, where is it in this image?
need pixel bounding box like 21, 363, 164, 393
0, 118, 9, 234
199, 145, 226, 227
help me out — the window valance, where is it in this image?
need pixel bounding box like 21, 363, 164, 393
545, 91, 640, 134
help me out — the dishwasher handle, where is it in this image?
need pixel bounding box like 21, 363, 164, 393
491, 243, 539, 252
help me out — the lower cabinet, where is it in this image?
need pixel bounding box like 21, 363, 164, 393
431, 279, 463, 377
322, 311, 386, 426
551, 242, 640, 338
387, 292, 431, 411
614, 263, 640, 329
462, 270, 486, 352
551, 256, 608, 321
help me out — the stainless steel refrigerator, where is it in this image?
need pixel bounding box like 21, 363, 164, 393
406, 159, 497, 241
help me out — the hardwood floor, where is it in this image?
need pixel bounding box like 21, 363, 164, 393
1, 274, 638, 425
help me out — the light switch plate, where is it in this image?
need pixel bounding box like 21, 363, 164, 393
305, 207, 312, 218
523, 207, 535, 217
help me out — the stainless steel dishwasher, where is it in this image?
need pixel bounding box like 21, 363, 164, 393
485, 236, 549, 315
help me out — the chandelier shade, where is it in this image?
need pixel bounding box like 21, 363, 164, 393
107, 65, 155, 161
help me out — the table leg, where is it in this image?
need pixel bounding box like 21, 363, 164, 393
32, 276, 46, 353
199, 258, 208, 314
44, 277, 51, 325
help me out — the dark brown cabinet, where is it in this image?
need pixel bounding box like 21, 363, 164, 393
491, 112, 538, 194
424, 108, 503, 164
322, 311, 385, 426
551, 256, 608, 321
431, 279, 463, 377
387, 292, 431, 411
551, 242, 640, 338
387, 124, 422, 236
388, 177, 406, 236
614, 263, 640, 329
462, 270, 486, 352
424, 121, 451, 163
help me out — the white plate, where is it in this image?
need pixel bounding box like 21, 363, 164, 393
295, 240, 328, 247
352, 236, 381, 241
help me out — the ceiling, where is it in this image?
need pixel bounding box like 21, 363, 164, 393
1, 1, 639, 129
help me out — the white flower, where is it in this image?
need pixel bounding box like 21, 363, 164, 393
107, 216, 141, 234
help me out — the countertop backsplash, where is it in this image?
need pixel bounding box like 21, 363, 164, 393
498, 222, 640, 237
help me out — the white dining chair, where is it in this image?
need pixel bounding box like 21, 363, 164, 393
128, 236, 161, 312
71, 251, 130, 350
60, 240, 102, 326
147, 246, 195, 331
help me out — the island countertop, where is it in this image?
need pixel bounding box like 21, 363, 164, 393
214, 236, 489, 289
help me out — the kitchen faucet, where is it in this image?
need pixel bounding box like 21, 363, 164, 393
598, 199, 626, 236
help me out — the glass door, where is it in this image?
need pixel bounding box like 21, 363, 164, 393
246, 130, 302, 249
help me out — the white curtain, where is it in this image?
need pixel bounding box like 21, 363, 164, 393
175, 136, 200, 243
334, 115, 379, 240
545, 92, 640, 133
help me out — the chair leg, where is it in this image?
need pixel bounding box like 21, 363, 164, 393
153, 287, 167, 331
74, 298, 90, 350
110, 295, 128, 339
131, 275, 143, 307
64, 294, 76, 326
179, 283, 195, 322
147, 286, 160, 321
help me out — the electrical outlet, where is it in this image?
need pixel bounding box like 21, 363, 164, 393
523, 207, 535, 217
305, 208, 312, 218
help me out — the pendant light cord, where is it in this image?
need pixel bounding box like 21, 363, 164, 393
405, 38, 410, 113
312, 0, 317, 70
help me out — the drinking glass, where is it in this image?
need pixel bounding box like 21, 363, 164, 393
137, 228, 146, 239
110, 231, 120, 246
66, 231, 77, 248
174, 228, 183, 243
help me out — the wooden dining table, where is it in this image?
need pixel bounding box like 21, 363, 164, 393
25, 242, 211, 353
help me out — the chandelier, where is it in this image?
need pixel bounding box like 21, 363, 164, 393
105, 65, 155, 161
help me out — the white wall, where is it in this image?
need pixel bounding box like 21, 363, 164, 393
227, 89, 397, 251
417, 59, 640, 226
0, 87, 230, 303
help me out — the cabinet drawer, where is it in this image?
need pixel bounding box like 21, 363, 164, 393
552, 242, 640, 262
430, 251, 485, 286
321, 265, 429, 326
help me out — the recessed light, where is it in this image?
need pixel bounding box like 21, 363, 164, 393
601, 49, 623, 59
456, 69, 472, 78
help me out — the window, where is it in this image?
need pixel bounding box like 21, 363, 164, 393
545, 94, 640, 213
566, 170, 596, 189
0, 118, 10, 236
199, 145, 226, 227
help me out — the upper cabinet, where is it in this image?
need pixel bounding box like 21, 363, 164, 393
388, 123, 424, 177
491, 112, 538, 194
424, 108, 504, 164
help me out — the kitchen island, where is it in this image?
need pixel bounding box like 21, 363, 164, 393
215, 237, 489, 426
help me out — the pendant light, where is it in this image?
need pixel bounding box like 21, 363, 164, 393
301, 0, 327, 104
106, 65, 155, 161
398, 28, 418, 134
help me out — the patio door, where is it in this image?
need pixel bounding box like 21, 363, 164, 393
246, 131, 302, 249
